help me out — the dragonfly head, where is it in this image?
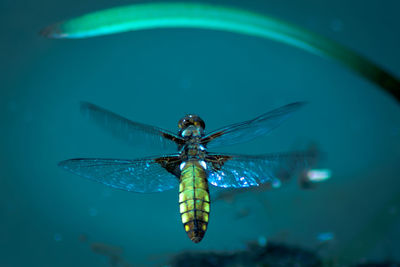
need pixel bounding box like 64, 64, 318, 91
178, 114, 205, 137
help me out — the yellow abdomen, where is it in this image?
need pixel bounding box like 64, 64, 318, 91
179, 160, 210, 243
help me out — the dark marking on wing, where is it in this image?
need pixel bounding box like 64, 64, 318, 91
155, 156, 182, 178
204, 154, 232, 171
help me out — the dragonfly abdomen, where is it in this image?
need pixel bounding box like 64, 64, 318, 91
179, 160, 210, 243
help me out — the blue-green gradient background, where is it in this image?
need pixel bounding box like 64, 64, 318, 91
1, 0, 399, 266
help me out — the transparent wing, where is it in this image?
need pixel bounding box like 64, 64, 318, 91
58, 155, 182, 193
81, 102, 185, 152
201, 102, 305, 148
205, 151, 315, 188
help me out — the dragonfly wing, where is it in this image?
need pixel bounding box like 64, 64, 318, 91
81, 102, 185, 152
58, 155, 182, 193
205, 151, 316, 188
201, 102, 305, 148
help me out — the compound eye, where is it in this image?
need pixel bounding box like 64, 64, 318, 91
178, 118, 187, 129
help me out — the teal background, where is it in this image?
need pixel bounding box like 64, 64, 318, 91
1, 0, 399, 266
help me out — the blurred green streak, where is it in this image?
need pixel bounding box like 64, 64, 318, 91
41, 2, 400, 103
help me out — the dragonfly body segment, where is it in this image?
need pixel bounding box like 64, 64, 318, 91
59, 101, 314, 243
179, 160, 210, 243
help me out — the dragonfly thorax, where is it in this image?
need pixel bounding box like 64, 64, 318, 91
180, 141, 206, 159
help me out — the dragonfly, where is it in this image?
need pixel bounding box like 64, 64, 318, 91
59, 101, 314, 243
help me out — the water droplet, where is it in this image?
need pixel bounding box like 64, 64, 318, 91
272, 178, 281, 188
307, 169, 331, 182
258, 236, 267, 247
317, 232, 334, 242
